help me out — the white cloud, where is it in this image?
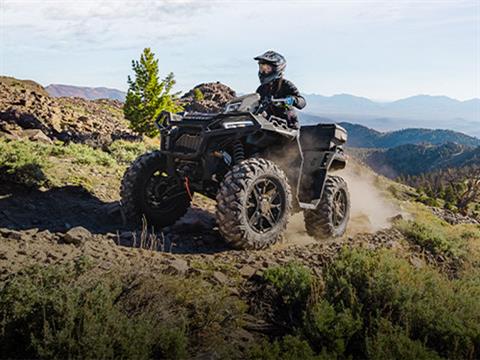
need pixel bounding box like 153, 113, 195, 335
2, 0, 214, 51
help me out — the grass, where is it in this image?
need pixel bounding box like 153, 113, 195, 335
393, 204, 480, 272
0, 138, 146, 200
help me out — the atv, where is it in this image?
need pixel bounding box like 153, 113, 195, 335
120, 93, 350, 249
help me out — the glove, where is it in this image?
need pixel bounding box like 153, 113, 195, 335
284, 96, 295, 106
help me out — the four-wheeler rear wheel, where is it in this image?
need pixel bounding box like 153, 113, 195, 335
303, 175, 350, 240
120, 151, 191, 228
216, 158, 292, 250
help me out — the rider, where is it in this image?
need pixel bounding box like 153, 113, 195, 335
254, 50, 306, 129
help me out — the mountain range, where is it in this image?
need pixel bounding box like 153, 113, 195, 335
301, 93, 480, 138
299, 114, 480, 148
46, 84, 126, 101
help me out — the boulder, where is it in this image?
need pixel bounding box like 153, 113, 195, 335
20, 129, 53, 144
63, 226, 92, 245
164, 258, 189, 275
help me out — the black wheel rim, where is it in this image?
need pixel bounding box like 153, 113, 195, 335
332, 189, 348, 227
144, 170, 186, 212
246, 176, 285, 233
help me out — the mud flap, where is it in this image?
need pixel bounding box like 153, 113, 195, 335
296, 125, 346, 209
297, 149, 335, 209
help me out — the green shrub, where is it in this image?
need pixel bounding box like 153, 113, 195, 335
302, 299, 362, 354
50, 142, 115, 166
107, 140, 150, 164
193, 88, 204, 101
247, 335, 323, 360
323, 248, 480, 359
0, 259, 187, 359
0, 139, 50, 186
366, 319, 441, 360
395, 219, 467, 260
263, 262, 312, 307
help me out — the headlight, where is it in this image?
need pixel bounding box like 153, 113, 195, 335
222, 120, 254, 129
224, 102, 241, 113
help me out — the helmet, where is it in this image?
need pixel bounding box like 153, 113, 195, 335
254, 50, 286, 85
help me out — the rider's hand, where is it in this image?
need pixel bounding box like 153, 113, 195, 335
284, 96, 295, 106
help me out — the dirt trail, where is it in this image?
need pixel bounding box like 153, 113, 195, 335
0, 159, 410, 282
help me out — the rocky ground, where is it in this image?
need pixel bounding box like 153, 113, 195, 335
0, 76, 139, 147
179, 82, 237, 113
0, 179, 456, 283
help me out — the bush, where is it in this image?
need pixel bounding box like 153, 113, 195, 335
260, 248, 480, 359
0, 139, 50, 186
395, 219, 467, 261
366, 319, 441, 360
263, 262, 312, 307
247, 335, 322, 360
49, 142, 115, 166
323, 248, 480, 359
0, 259, 187, 359
107, 140, 151, 164
302, 299, 362, 354
193, 88, 204, 101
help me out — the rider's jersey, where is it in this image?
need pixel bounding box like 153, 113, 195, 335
256, 78, 306, 129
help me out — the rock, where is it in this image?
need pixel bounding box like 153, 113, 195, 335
20, 129, 53, 144
164, 258, 189, 275
212, 271, 229, 285
35, 229, 53, 241
0, 229, 22, 240
239, 265, 256, 278
388, 214, 404, 222
409, 256, 424, 269
63, 226, 92, 245
180, 82, 236, 113
173, 208, 216, 233
229, 287, 240, 297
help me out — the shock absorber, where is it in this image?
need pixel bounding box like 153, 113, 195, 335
232, 140, 245, 164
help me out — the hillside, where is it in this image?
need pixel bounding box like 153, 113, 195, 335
354, 142, 480, 178
0, 76, 137, 147
0, 76, 479, 359
299, 114, 480, 148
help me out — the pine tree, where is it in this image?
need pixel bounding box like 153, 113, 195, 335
123, 48, 183, 137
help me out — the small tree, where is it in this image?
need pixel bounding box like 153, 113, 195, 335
124, 48, 183, 137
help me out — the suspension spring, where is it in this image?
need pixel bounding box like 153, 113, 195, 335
232, 140, 245, 164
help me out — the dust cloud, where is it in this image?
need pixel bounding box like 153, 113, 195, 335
283, 161, 403, 245
337, 162, 401, 236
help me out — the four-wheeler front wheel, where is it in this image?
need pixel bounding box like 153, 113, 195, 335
216, 158, 292, 250
303, 175, 350, 240
120, 151, 191, 228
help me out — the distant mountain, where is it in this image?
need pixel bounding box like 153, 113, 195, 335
46, 84, 126, 101
357, 142, 480, 178
301, 93, 480, 137
299, 113, 480, 148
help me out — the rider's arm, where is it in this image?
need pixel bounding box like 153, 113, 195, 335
283, 80, 306, 110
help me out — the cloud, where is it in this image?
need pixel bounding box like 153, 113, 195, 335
2, 0, 214, 51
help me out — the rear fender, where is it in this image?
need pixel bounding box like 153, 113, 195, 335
296, 124, 347, 209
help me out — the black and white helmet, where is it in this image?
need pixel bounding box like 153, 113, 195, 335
254, 50, 286, 85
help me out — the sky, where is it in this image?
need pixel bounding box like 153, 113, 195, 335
1, 0, 479, 101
